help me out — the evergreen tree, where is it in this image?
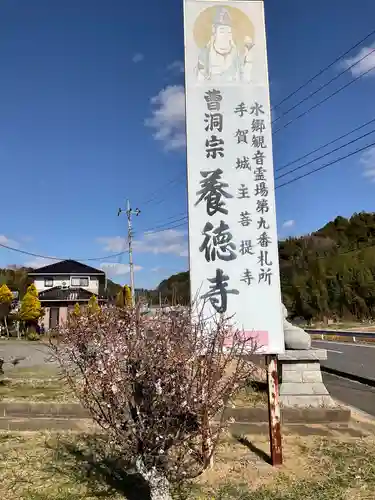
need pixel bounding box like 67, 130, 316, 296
20, 284, 42, 323
155, 211, 375, 322
116, 285, 133, 308
73, 303, 81, 316
0, 284, 13, 337
116, 288, 124, 307
124, 285, 132, 307
88, 295, 100, 314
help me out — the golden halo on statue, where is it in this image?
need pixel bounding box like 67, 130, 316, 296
193, 5, 255, 51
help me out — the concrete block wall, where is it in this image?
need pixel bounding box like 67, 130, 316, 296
278, 350, 338, 408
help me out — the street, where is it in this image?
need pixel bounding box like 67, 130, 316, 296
322, 372, 375, 417
312, 340, 375, 381
0, 342, 56, 367
311, 340, 375, 416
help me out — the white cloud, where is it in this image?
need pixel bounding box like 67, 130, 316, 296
342, 46, 375, 78
282, 220, 295, 229
167, 60, 185, 74
132, 53, 144, 63
24, 257, 59, 269
0, 235, 20, 249
100, 263, 142, 277
145, 85, 186, 151
360, 146, 375, 182
97, 236, 127, 253
134, 229, 188, 257
98, 229, 188, 257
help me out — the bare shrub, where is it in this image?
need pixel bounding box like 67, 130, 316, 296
51, 305, 258, 500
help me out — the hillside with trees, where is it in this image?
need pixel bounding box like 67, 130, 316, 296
157, 271, 190, 305
156, 212, 375, 322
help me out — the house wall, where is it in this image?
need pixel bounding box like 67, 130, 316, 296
33, 276, 100, 294
59, 306, 68, 325
40, 305, 70, 330
41, 307, 50, 330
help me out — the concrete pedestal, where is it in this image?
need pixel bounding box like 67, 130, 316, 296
278, 349, 338, 408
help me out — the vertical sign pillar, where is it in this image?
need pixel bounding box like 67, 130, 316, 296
266, 355, 283, 466
183, 0, 285, 465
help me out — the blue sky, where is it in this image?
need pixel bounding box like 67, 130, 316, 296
1, 0, 375, 288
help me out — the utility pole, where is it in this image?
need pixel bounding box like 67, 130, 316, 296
118, 200, 140, 304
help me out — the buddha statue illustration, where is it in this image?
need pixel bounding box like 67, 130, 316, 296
196, 6, 254, 83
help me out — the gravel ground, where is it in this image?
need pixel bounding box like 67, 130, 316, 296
0, 341, 57, 367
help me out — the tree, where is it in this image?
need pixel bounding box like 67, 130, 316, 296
156, 211, 375, 322
19, 284, 42, 330
115, 288, 124, 308
0, 284, 13, 337
124, 285, 132, 307
88, 295, 100, 314
51, 305, 258, 499
116, 285, 133, 308
73, 303, 81, 316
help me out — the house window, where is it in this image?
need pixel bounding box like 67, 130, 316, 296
44, 278, 53, 287
71, 277, 89, 287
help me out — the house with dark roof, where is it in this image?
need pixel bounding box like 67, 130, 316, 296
28, 260, 107, 330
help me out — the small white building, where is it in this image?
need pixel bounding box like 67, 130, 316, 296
28, 259, 107, 330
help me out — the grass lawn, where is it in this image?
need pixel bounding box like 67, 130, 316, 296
0, 430, 374, 499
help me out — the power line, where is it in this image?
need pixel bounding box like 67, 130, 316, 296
132, 141, 375, 226
130, 32, 375, 213
140, 216, 188, 233
275, 127, 375, 181
140, 172, 185, 206
273, 62, 375, 135
0, 217, 190, 262
276, 117, 375, 173
134, 62, 375, 204
275, 139, 375, 190
143, 221, 188, 234
149, 211, 187, 225
272, 27, 375, 110
272, 46, 375, 125
0, 242, 129, 262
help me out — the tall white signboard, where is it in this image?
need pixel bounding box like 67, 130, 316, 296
183, 0, 284, 353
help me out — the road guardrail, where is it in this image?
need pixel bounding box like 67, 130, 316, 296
306, 329, 375, 342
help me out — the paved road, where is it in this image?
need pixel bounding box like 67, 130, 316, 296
323, 372, 375, 417
312, 340, 375, 381
0, 341, 56, 367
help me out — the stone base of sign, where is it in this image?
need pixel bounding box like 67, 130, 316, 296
278, 349, 344, 409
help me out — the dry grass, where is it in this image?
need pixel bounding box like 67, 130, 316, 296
6, 365, 60, 379
195, 433, 375, 499
0, 378, 76, 402
0, 365, 77, 402
2, 362, 267, 406
310, 334, 375, 344
233, 382, 267, 408
0, 377, 265, 405
0, 430, 375, 499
